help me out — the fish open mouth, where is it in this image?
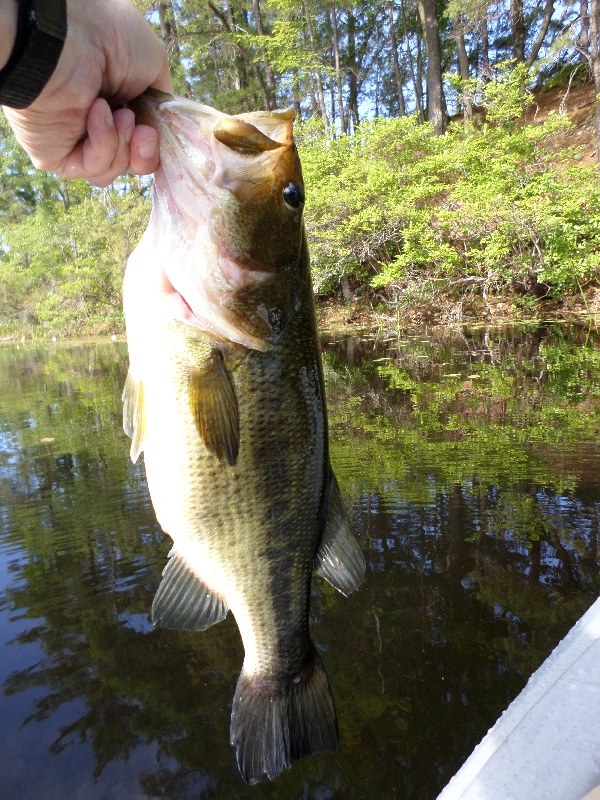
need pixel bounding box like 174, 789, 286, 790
127, 91, 301, 353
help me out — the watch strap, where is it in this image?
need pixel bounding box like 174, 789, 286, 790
0, 0, 68, 109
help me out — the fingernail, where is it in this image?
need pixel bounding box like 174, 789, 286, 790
123, 119, 135, 145
105, 106, 115, 128
138, 137, 157, 159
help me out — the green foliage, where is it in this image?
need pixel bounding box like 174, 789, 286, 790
1, 118, 155, 338
2, 50, 599, 337
478, 62, 532, 124
0, 186, 150, 337
300, 81, 600, 307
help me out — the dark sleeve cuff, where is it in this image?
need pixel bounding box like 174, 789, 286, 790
0, 0, 68, 109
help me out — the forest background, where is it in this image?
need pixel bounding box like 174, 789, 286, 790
2, 0, 600, 337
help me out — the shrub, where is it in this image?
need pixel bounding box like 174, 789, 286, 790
299, 72, 600, 309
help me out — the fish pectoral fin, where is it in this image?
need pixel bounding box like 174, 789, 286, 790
314, 471, 365, 597
122, 370, 146, 464
152, 550, 228, 631
188, 351, 240, 467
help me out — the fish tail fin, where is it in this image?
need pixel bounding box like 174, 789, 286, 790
230, 648, 338, 784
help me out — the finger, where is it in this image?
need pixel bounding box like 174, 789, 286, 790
154, 59, 175, 95
127, 125, 160, 175
60, 104, 136, 187
81, 98, 121, 177
60, 98, 118, 181
85, 108, 137, 188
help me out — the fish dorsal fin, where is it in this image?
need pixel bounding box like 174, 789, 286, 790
152, 549, 229, 631
213, 117, 284, 154
188, 351, 239, 466
314, 471, 365, 597
122, 370, 146, 464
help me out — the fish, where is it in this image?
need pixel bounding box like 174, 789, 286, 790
122, 90, 365, 784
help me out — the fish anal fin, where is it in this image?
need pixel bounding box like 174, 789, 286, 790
188, 351, 239, 466
230, 648, 338, 784
152, 550, 228, 631
314, 472, 365, 597
122, 370, 146, 463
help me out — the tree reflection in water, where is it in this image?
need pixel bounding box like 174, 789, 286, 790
1, 325, 599, 799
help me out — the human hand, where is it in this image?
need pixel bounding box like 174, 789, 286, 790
2, 0, 173, 187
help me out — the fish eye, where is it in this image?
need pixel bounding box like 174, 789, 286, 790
282, 181, 304, 212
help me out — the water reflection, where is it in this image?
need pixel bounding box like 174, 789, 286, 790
0, 325, 599, 799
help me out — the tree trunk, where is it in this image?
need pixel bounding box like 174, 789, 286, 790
510, 0, 526, 62
252, 0, 276, 108
580, 0, 590, 58
304, 3, 329, 124
340, 274, 354, 302
292, 67, 302, 121
210, 38, 223, 93
210, 1, 273, 107
400, 0, 424, 121
417, 0, 447, 134
249, 60, 273, 109
481, 14, 491, 78
454, 15, 472, 123
388, 4, 407, 116
347, 9, 360, 129
300, 21, 320, 117
455, 20, 469, 82
158, 1, 178, 56
416, 26, 424, 119
525, 0, 555, 67
332, 2, 347, 133
59, 180, 70, 212
158, 0, 193, 96
224, 2, 249, 91
589, 0, 600, 180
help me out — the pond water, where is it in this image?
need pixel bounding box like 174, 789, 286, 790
1, 323, 599, 800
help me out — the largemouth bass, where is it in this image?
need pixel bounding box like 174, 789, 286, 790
122, 90, 365, 784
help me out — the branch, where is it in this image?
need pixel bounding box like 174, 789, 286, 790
526, 0, 556, 68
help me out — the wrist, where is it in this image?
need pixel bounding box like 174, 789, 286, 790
0, 0, 68, 109
0, 0, 18, 70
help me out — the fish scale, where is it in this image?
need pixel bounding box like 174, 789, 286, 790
123, 90, 365, 783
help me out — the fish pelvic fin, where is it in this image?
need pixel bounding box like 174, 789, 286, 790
230, 648, 338, 784
314, 471, 365, 597
188, 351, 239, 467
152, 550, 228, 631
122, 370, 146, 463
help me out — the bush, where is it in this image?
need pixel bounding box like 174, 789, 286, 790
299, 72, 600, 309
0, 191, 149, 336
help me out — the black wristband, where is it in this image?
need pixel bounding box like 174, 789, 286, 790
0, 0, 68, 109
